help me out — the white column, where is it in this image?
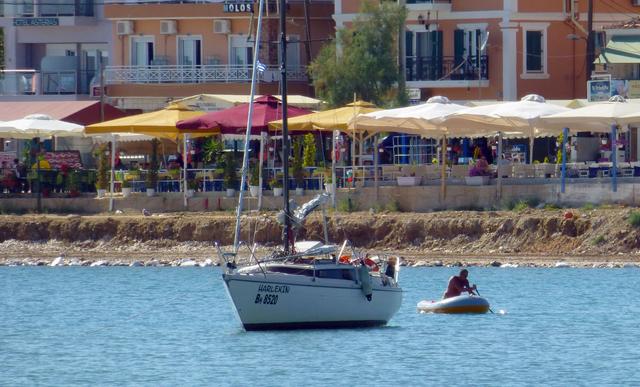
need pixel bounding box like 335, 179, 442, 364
500, 0, 518, 101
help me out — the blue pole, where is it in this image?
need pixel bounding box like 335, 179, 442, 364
561, 127, 568, 193
611, 124, 617, 192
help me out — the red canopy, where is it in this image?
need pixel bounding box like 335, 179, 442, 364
176, 95, 311, 136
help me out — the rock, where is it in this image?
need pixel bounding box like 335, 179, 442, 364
180, 260, 197, 267
129, 260, 143, 267
67, 259, 82, 266
555, 261, 571, 268
49, 256, 64, 267
433, 260, 443, 267
90, 260, 108, 267
199, 258, 213, 267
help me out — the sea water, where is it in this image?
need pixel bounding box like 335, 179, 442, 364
1, 266, 639, 386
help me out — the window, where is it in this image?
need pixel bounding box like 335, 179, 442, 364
229, 35, 253, 66
130, 36, 154, 66
178, 36, 202, 66
521, 23, 549, 79
406, 28, 443, 81
526, 31, 542, 72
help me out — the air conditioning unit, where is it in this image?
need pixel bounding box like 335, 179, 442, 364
116, 20, 134, 35
213, 19, 231, 34
633, 0, 640, 6
160, 20, 177, 35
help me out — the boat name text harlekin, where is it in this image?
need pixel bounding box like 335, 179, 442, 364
258, 284, 290, 293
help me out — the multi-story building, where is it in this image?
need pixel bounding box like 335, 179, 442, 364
0, 0, 111, 99
336, 0, 635, 101
102, 0, 334, 111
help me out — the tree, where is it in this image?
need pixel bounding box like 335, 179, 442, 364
308, 1, 407, 108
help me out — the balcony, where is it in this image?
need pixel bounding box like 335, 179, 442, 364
406, 0, 452, 12
2, 0, 95, 18
0, 69, 96, 96
406, 55, 488, 85
104, 64, 308, 85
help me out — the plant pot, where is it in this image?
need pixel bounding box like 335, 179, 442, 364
396, 176, 421, 186
249, 185, 260, 198
465, 176, 491, 186
186, 189, 195, 198
324, 183, 334, 194
295, 187, 304, 196
121, 187, 132, 198
146, 188, 156, 197
96, 188, 107, 198
226, 188, 236, 197
273, 187, 283, 196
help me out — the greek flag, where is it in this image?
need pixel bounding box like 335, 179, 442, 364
256, 60, 267, 73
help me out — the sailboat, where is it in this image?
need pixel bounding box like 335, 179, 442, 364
218, 0, 402, 331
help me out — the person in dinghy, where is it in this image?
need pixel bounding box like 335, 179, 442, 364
443, 269, 477, 299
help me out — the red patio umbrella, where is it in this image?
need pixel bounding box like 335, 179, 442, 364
176, 95, 311, 136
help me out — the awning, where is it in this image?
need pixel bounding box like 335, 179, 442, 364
595, 35, 640, 64
0, 100, 130, 126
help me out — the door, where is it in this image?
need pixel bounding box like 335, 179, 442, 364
178, 36, 202, 67
131, 37, 154, 66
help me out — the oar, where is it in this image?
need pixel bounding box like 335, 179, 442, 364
474, 287, 494, 314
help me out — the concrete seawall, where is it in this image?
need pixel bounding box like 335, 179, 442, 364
0, 179, 638, 214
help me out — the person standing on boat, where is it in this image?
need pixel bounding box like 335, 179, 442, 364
443, 269, 476, 299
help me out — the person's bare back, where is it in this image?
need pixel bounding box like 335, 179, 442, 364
443, 269, 476, 299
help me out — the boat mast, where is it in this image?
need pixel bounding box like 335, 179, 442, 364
279, 0, 291, 253
233, 0, 266, 252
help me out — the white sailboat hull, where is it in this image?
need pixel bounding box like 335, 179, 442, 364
223, 272, 403, 330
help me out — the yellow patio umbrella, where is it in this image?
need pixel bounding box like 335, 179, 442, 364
85, 105, 218, 211
84, 105, 216, 140
269, 100, 379, 133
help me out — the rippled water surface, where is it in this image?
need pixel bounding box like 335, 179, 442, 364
1, 267, 639, 386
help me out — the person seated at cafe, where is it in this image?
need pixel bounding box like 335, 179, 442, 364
469, 156, 491, 177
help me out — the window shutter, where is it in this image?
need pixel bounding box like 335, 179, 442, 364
405, 31, 413, 57
454, 29, 464, 67
526, 30, 542, 72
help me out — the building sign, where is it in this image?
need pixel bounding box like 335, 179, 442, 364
587, 80, 611, 102
407, 88, 421, 101
628, 80, 640, 99
13, 18, 59, 27
223, 1, 253, 13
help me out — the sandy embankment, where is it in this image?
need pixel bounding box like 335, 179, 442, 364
1, 207, 640, 267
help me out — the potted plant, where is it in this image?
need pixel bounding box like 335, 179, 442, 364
249, 163, 261, 198
222, 152, 237, 197
146, 139, 160, 196
270, 172, 284, 196
94, 144, 109, 198
315, 167, 334, 194
121, 177, 132, 198
202, 137, 224, 167
187, 179, 197, 198
292, 138, 306, 196
65, 170, 80, 198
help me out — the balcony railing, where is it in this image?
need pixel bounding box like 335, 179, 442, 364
2, 0, 94, 17
104, 64, 308, 85
0, 69, 96, 95
405, 55, 489, 82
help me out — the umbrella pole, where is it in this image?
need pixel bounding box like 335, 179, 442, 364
332, 129, 337, 208
561, 127, 568, 194
611, 124, 617, 193
374, 133, 379, 203
109, 135, 116, 212
36, 139, 42, 213
440, 135, 446, 203
258, 131, 266, 210
497, 131, 503, 201
529, 134, 534, 164
183, 134, 189, 208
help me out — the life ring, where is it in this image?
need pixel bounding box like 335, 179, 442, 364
364, 257, 380, 272
339, 255, 351, 264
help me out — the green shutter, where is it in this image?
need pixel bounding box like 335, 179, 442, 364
526, 30, 542, 71
454, 29, 464, 67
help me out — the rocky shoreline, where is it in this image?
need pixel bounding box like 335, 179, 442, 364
1, 206, 640, 269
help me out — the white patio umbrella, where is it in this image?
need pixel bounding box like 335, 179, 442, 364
0, 114, 85, 212
442, 94, 571, 162
0, 114, 84, 138
539, 96, 640, 193
348, 96, 465, 137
